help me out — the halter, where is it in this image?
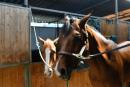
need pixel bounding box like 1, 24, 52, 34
58, 29, 130, 60
59, 43, 130, 60
58, 45, 91, 60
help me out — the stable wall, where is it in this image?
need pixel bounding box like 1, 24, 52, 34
0, 3, 30, 64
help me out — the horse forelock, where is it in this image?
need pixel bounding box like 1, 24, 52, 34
44, 39, 56, 52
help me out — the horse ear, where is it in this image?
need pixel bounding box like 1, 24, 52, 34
53, 37, 59, 44
63, 16, 70, 31
39, 37, 45, 44
79, 13, 91, 29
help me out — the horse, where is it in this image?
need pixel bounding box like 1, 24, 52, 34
39, 37, 59, 77
38, 16, 72, 78
55, 14, 130, 87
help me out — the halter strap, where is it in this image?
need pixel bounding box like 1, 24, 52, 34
58, 45, 91, 60
89, 43, 130, 58
59, 44, 130, 60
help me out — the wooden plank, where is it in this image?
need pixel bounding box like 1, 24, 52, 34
117, 21, 129, 42
100, 19, 129, 43
30, 63, 93, 87
0, 4, 30, 64
100, 20, 116, 36
24, 9, 30, 61
18, 8, 30, 62
5, 7, 16, 63
0, 5, 5, 64
120, 17, 130, 21
11, 7, 18, 62
104, 8, 130, 20
4, 5, 11, 63
0, 65, 25, 87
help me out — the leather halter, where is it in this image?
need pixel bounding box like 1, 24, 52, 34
58, 29, 130, 60
58, 45, 91, 60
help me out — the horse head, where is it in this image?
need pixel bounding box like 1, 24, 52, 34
54, 14, 92, 80
39, 37, 59, 78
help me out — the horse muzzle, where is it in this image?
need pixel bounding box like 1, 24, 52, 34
44, 68, 53, 78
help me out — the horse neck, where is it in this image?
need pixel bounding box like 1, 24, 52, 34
86, 26, 117, 60
87, 27, 107, 51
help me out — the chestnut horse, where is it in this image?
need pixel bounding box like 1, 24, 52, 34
39, 37, 58, 77
38, 16, 72, 78
55, 14, 130, 87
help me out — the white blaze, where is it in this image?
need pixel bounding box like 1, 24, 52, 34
44, 48, 51, 74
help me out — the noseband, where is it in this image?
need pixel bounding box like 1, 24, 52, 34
58, 45, 91, 60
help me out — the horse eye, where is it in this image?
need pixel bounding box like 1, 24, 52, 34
74, 34, 81, 38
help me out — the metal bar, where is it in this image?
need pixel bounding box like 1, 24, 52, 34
24, 63, 30, 87
0, 62, 29, 68
24, 0, 28, 7
115, 0, 119, 21
115, 0, 119, 42
30, 6, 84, 17
78, 0, 110, 12
28, 8, 32, 62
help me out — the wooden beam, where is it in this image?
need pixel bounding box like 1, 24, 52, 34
120, 17, 130, 21
119, 14, 130, 19
104, 8, 130, 20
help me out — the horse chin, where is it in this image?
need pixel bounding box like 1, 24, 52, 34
60, 74, 71, 80
44, 70, 53, 78
59, 70, 72, 80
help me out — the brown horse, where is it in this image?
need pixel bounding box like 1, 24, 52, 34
39, 37, 59, 77
55, 14, 130, 87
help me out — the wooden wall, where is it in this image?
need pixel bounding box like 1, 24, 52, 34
30, 63, 93, 87
0, 65, 25, 87
0, 63, 125, 87
117, 21, 129, 42
0, 3, 30, 64
100, 19, 129, 43
0, 63, 92, 87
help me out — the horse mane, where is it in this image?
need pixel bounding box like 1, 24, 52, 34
86, 24, 117, 46
86, 24, 118, 60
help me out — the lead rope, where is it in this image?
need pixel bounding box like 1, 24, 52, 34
30, 9, 52, 70
33, 25, 51, 68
